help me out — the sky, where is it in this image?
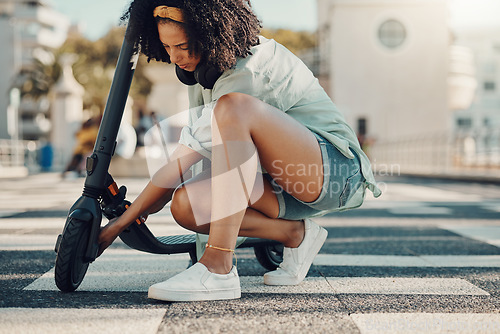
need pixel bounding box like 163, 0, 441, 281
48, 0, 500, 41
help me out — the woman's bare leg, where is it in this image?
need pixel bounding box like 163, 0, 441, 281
171, 170, 305, 248
190, 93, 325, 274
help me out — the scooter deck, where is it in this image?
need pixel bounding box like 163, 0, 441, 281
118, 221, 279, 260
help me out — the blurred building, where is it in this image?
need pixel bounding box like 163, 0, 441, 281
452, 27, 500, 131
0, 0, 70, 140
317, 0, 476, 144
449, 26, 500, 167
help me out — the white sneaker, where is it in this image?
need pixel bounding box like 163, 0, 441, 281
148, 262, 241, 302
264, 218, 327, 285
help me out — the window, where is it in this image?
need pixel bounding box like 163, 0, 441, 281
457, 118, 472, 129
357, 118, 367, 136
484, 81, 496, 91
378, 19, 406, 49
357, 118, 368, 147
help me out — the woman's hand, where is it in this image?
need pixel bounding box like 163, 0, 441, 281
97, 217, 120, 257
96, 145, 201, 258
97, 215, 148, 257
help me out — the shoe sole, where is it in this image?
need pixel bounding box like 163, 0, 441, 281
148, 286, 241, 302
264, 226, 328, 286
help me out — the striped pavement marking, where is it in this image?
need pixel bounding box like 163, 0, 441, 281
2, 176, 499, 334
0, 218, 66, 229
0, 308, 165, 334
313, 254, 500, 268
0, 235, 59, 251
25, 250, 489, 296
325, 277, 489, 295
350, 313, 500, 334
440, 225, 500, 247
0, 211, 21, 218
369, 183, 483, 202
0, 218, 189, 251
387, 206, 452, 215
481, 203, 500, 213
241, 277, 333, 294
25, 251, 190, 292
241, 277, 488, 295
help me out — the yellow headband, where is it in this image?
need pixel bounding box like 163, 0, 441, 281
153, 6, 185, 23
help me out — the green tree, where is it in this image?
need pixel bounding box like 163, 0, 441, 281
260, 28, 317, 55
18, 27, 315, 114
55, 26, 152, 115
14, 57, 60, 100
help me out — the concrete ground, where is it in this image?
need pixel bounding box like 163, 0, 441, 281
0, 173, 499, 333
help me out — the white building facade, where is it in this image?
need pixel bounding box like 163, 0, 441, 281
317, 0, 484, 174
0, 0, 69, 140
450, 27, 500, 167
318, 0, 452, 142
452, 27, 500, 131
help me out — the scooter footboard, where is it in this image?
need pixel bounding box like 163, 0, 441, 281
118, 222, 196, 255
118, 221, 283, 269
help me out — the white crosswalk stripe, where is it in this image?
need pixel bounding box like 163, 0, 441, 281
0, 308, 166, 334
25, 251, 190, 292
351, 313, 500, 334
313, 254, 500, 267
324, 277, 489, 295
441, 225, 500, 247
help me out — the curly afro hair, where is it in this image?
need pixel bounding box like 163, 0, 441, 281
122, 0, 262, 72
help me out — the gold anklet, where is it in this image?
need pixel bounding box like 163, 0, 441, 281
205, 243, 237, 267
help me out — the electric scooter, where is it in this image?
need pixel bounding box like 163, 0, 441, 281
53, 25, 283, 293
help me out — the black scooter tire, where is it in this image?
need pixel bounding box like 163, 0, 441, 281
55, 218, 91, 292
254, 243, 283, 271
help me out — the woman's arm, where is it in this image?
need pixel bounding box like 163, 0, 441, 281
147, 168, 192, 215
97, 144, 203, 255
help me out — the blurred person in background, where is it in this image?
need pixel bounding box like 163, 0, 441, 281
63, 117, 100, 178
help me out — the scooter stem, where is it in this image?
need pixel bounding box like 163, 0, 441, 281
84, 25, 139, 194
68, 24, 138, 262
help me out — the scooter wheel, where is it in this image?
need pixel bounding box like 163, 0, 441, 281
55, 218, 91, 292
254, 243, 284, 271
